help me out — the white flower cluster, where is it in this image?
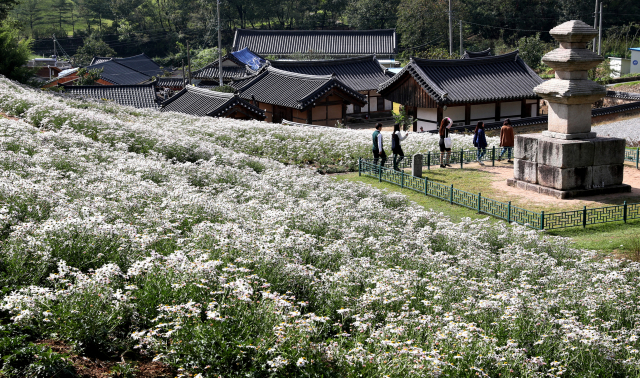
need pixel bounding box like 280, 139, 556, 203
1, 77, 639, 377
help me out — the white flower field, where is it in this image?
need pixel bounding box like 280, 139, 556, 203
0, 77, 639, 377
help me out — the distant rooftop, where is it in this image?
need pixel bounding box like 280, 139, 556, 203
268, 55, 393, 92
63, 83, 160, 109
232, 29, 397, 56
160, 86, 265, 120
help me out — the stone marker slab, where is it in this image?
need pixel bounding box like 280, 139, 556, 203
514, 159, 538, 183
412, 154, 423, 178
536, 137, 595, 169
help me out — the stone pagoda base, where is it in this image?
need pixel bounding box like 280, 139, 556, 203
507, 134, 631, 199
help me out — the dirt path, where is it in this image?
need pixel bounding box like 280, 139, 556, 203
470, 162, 640, 209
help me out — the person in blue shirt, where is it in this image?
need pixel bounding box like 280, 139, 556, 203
473, 121, 488, 166
372, 123, 387, 167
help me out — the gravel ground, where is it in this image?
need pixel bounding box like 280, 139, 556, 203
594, 116, 640, 142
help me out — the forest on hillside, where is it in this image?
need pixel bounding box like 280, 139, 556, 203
5, 0, 640, 68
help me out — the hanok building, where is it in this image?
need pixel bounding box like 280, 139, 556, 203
62, 82, 160, 109
232, 29, 397, 59
45, 54, 165, 88
193, 48, 266, 86
234, 66, 366, 126
378, 51, 544, 131
160, 86, 265, 121
269, 55, 394, 117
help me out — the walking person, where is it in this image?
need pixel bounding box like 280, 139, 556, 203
391, 123, 409, 171
439, 117, 453, 168
473, 121, 488, 166
498, 119, 515, 162
372, 123, 387, 168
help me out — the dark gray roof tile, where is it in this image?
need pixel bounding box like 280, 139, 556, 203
63, 83, 160, 109
233, 29, 397, 56
236, 67, 366, 109
160, 86, 265, 119
379, 51, 544, 105
268, 55, 392, 91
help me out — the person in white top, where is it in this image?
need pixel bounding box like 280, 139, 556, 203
391, 123, 409, 171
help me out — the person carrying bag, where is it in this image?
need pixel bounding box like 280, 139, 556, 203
391, 123, 409, 171
473, 121, 488, 166
439, 117, 453, 168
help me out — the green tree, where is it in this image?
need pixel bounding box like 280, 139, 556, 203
75, 67, 103, 85
516, 33, 548, 70
73, 33, 116, 65
51, 0, 73, 31
0, 0, 18, 21
0, 21, 33, 82
14, 0, 43, 38
396, 0, 454, 53
345, 0, 399, 29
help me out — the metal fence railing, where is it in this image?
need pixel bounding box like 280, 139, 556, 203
359, 158, 640, 230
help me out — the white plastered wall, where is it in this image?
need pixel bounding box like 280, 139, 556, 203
470, 104, 495, 123
417, 108, 437, 131
443, 105, 465, 124
501, 101, 521, 119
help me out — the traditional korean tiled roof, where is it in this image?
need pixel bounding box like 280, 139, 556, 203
232, 29, 397, 56
157, 77, 187, 88
462, 48, 491, 59
268, 55, 393, 92
90, 54, 164, 77
235, 66, 366, 109
192, 54, 256, 81
231, 48, 266, 70
62, 82, 160, 109
160, 85, 265, 119
84, 60, 152, 85
378, 51, 544, 106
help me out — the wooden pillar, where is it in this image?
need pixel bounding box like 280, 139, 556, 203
521, 99, 529, 118
325, 98, 329, 126
465, 104, 471, 125
342, 103, 347, 126
436, 106, 443, 128
367, 90, 371, 119
495, 102, 501, 122
306, 108, 312, 124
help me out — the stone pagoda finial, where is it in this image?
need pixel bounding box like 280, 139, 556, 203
534, 20, 606, 139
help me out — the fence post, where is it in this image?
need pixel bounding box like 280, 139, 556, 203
425, 177, 428, 196
477, 193, 481, 214
401, 171, 404, 189
540, 211, 545, 230
460, 148, 464, 169
492, 146, 496, 167
624, 201, 628, 223
379, 164, 382, 182
583, 206, 587, 228
507, 201, 511, 223
359, 158, 361, 176
636, 148, 639, 169
450, 184, 454, 205
427, 151, 431, 170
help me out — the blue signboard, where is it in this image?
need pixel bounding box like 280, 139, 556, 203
634, 60, 639, 66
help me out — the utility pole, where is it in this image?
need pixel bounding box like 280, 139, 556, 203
187, 40, 192, 85
182, 60, 186, 87
449, 0, 453, 56
218, 0, 223, 86
459, 21, 463, 57
53, 34, 56, 58
593, 0, 598, 52
598, 1, 603, 55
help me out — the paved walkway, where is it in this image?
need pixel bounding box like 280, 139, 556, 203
594, 116, 640, 141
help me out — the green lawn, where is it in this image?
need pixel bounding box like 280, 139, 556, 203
336, 168, 640, 255
613, 80, 640, 88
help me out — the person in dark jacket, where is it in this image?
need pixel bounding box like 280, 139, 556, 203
499, 119, 515, 163
473, 121, 488, 166
439, 118, 453, 168
391, 123, 409, 171
372, 123, 387, 167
